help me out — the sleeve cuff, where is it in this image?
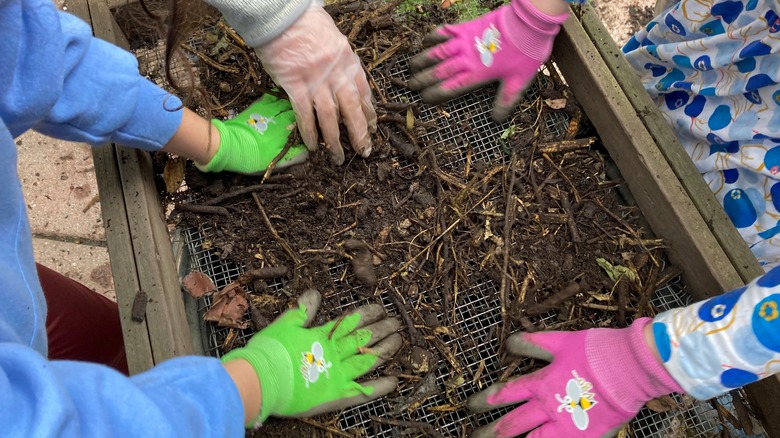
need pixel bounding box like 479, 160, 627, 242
204, 0, 312, 47
111, 78, 183, 151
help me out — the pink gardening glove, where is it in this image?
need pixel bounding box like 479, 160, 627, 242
467, 318, 684, 438
255, 0, 377, 165
408, 0, 569, 121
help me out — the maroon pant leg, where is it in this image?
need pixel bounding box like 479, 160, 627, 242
37, 263, 129, 375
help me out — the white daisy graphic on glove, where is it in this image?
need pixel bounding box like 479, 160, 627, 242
246, 113, 275, 134
474, 24, 501, 67
300, 341, 332, 388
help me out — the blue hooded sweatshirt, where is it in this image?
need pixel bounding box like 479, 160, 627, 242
0, 0, 245, 434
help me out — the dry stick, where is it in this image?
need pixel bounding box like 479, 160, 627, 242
524, 281, 583, 317
542, 153, 581, 204
180, 43, 240, 74
616, 277, 628, 327
201, 184, 286, 206
368, 416, 445, 438
537, 136, 596, 154
262, 127, 299, 182
175, 203, 229, 216
594, 199, 660, 267
297, 418, 356, 438
251, 193, 303, 268
389, 187, 497, 280
499, 157, 518, 344
388, 286, 425, 347
634, 263, 660, 319
367, 38, 408, 72
347, 0, 404, 42
561, 190, 582, 243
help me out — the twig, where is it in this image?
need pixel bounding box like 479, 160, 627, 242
542, 153, 581, 203
262, 126, 299, 182
202, 184, 285, 206
561, 190, 581, 243
175, 203, 229, 215
251, 193, 303, 268
297, 418, 357, 438
180, 43, 240, 74
388, 286, 425, 346
82, 194, 100, 213
537, 137, 595, 154
347, 0, 404, 42
368, 416, 445, 438
499, 156, 518, 343
389, 187, 497, 279
525, 281, 582, 317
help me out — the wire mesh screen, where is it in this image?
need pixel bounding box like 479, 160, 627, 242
377, 54, 569, 172
185, 224, 765, 438
173, 51, 767, 437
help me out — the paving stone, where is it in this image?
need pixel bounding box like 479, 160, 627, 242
32, 238, 116, 302
17, 131, 105, 242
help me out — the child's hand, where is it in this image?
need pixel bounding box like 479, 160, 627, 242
467, 319, 683, 437
198, 93, 308, 174
408, 0, 569, 121
221, 289, 401, 428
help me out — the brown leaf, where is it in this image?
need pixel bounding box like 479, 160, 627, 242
203, 282, 250, 329
182, 271, 217, 298
163, 156, 186, 194
646, 395, 677, 413
543, 98, 567, 110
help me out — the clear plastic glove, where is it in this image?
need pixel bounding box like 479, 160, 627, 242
198, 93, 308, 174
254, 1, 377, 165
408, 0, 569, 121
221, 289, 402, 428
467, 319, 683, 437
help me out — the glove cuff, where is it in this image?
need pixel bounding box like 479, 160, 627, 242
586, 318, 685, 413
506, 0, 569, 61
221, 335, 294, 428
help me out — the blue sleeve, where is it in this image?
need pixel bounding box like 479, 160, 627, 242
0, 343, 245, 437
0, 0, 182, 150
652, 266, 780, 399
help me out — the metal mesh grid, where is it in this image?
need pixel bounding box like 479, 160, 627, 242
184, 226, 764, 437
376, 54, 569, 172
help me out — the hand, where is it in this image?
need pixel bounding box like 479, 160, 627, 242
254, 1, 377, 165
408, 0, 569, 121
467, 319, 683, 437
221, 289, 402, 427
198, 93, 308, 174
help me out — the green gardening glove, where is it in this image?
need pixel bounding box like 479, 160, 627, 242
197, 93, 309, 175
221, 289, 402, 428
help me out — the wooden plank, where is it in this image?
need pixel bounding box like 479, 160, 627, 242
83, 0, 193, 368
575, 5, 764, 285
93, 146, 156, 374
556, 11, 780, 436
553, 16, 744, 299
68, 0, 155, 375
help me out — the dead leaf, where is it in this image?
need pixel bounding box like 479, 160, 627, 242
203, 282, 250, 329
182, 271, 217, 298
163, 156, 186, 194
440, 0, 460, 8
544, 98, 567, 110
646, 395, 678, 413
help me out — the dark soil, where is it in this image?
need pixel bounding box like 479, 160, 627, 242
121, 1, 676, 436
